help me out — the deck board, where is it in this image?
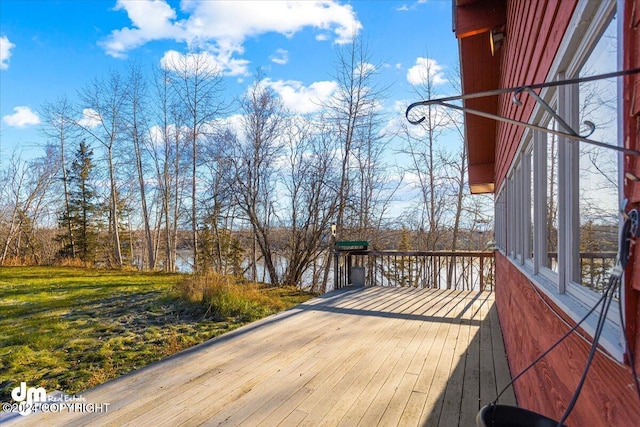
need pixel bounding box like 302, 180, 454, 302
7, 287, 515, 427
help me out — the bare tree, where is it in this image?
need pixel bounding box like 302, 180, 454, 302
230, 75, 286, 285
280, 119, 339, 288
41, 96, 77, 258
77, 70, 128, 266
547, 125, 558, 261
200, 127, 238, 274
324, 35, 387, 239
401, 57, 455, 251
0, 150, 57, 265
166, 53, 226, 271
350, 112, 400, 244
123, 63, 155, 270
149, 65, 190, 272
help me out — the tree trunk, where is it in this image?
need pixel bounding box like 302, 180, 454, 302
107, 147, 123, 267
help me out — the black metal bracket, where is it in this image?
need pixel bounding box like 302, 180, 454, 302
405, 68, 640, 157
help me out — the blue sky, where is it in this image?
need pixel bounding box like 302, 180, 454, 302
0, 0, 459, 160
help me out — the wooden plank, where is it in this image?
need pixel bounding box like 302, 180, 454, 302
490, 303, 517, 407
190, 302, 389, 425
9, 288, 518, 427
257, 387, 314, 427
437, 296, 473, 426
334, 346, 404, 427
250, 312, 402, 425
458, 293, 483, 426
118, 311, 339, 424
322, 291, 470, 425
276, 409, 307, 426
209, 354, 326, 427
297, 301, 409, 424
149, 334, 328, 426
110, 294, 364, 424
479, 292, 498, 408
376, 372, 419, 426
398, 390, 427, 427
357, 313, 425, 425
405, 292, 462, 378
313, 315, 423, 425
416, 292, 468, 426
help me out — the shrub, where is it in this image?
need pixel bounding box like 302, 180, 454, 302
177, 272, 286, 322
54, 257, 92, 268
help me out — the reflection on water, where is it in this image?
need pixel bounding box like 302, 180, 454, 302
173, 250, 326, 291
175, 250, 194, 273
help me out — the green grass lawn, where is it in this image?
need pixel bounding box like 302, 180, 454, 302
0, 266, 315, 401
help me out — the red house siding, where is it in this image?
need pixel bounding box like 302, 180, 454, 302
494, 0, 576, 191
496, 254, 640, 425
454, 0, 640, 420
624, 0, 640, 375
488, 0, 640, 424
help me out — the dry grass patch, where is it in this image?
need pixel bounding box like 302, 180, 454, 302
0, 266, 315, 401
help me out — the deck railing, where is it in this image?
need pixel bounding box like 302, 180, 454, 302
547, 251, 617, 295
334, 250, 495, 292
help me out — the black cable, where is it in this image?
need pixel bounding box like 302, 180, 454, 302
493, 280, 610, 403
491, 209, 640, 424
557, 275, 618, 425
616, 209, 640, 402
558, 209, 639, 424
618, 289, 640, 401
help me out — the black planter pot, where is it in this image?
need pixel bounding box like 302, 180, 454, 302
477, 404, 567, 427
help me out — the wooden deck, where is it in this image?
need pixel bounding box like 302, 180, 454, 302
8, 286, 516, 427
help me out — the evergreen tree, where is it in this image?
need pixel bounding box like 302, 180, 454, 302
57, 140, 98, 263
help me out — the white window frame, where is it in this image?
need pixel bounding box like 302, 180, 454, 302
498, 0, 624, 360
523, 143, 533, 268
495, 189, 506, 251
532, 129, 546, 276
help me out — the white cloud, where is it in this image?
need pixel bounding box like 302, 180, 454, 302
0, 36, 15, 70
100, 0, 180, 58
270, 48, 288, 65
160, 50, 225, 74
357, 62, 376, 77
383, 99, 456, 141
77, 108, 102, 128
2, 106, 40, 127
101, 0, 362, 75
179, 1, 361, 45
407, 57, 446, 86
214, 114, 245, 137
263, 78, 337, 114
148, 124, 164, 145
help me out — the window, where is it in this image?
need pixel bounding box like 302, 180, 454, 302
525, 145, 533, 262
576, 16, 619, 296
545, 117, 559, 274
497, 0, 622, 359
495, 190, 506, 250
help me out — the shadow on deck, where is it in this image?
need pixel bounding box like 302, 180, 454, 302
8, 286, 516, 427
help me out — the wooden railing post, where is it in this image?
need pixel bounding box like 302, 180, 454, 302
479, 255, 485, 291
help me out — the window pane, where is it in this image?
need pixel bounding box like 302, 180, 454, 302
546, 118, 559, 272
577, 15, 618, 294
527, 149, 534, 260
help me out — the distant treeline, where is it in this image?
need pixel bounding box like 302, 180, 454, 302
1, 36, 497, 292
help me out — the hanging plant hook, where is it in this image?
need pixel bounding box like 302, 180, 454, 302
405, 68, 640, 156
511, 87, 524, 106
